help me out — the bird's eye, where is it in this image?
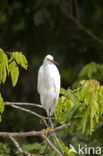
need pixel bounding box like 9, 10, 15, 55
47, 58, 51, 61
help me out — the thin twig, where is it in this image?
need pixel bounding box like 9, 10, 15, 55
9, 136, 42, 156
10, 104, 47, 126
5, 102, 44, 109
5, 102, 49, 126
72, 86, 82, 92
49, 119, 64, 154
9, 104, 47, 119
5, 102, 54, 123
62, 2, 103, 44
42, 135, 62, 156
69, 14, 103, 44
9, 136, 23, 156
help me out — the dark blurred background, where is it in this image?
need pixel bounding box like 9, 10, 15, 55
0, 0, 103, 154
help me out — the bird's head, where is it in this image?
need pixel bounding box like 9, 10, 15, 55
43, 55, 59, 65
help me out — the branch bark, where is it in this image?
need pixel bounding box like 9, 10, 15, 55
0, 124, 70, 138
0, 124, 70, 156
5, 102, 44, 109
42, 135, 62, 156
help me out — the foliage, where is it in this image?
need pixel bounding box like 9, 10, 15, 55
0, 48, 28, 87
0, 0, 103, 155
0, 94, 4, 122
16, 142, 46, 155
55, 80, 103, 136
15, 140, 75, 156
79, 62, 103, 81
56, 139, 75, 156
0, 46, 103, 155
16, 142, 58, 156
0, 48, 28, 155
0, 48, 8, 84
0, 142, 10, 156
0, 48, 28, 122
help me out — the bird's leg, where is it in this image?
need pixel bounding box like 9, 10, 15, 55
40, 110, 51, 136
40, 110, 54, 137
45, 109, 52, 136
47, 109, 51, 127
45, 110, 57, 138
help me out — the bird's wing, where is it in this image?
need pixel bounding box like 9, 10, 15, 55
54, 66, 60, 90
37, 65, 43, 94
52, 65, 61, 98
48, 65, 60, 116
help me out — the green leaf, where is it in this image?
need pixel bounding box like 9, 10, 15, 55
60, 88, 67, 95
12, 52, 28, 69
0, 142, 10, 155
81, 106, 90, 135
21, 142, 46, 155
11, 66, 19, 87
68, 90, 78, 104
0, 48, 4, 55
0, 94, 4, 122
0, 65, 2, 83
61, 103, 81, 121
0, 49, 27, 85
3, 53, 8, 71
80, 85, 89, 100
2, 66, 7, 83
9, 61, 16, 72
9, 61, 19, 87
0, 94, 4, 113
79, 62, 98, 78
0, 51, 8, 84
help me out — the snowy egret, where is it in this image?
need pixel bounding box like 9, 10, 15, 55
37, 55, 60, 124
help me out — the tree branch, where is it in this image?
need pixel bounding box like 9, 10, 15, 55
8, 104, 47, 119
4, 102, 54, 120
9, 136, 23, 156
9, 104, 48, 126
62, 1, 103, 44
49, 118, 64, 154
5, 102, 44, 109
0, 124, 70, 156
42, 135, 62, 156
3, 101, 70, 155
68, 14, 103, 44
0, 124, 70, 138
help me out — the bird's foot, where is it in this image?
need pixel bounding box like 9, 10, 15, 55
40, 129, 46, 135
40, 127, 55, 137
45, 127, 51, 136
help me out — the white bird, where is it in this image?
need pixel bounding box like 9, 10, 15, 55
37, 55, 60, 121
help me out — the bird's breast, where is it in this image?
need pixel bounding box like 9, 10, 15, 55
39, 64, 60, 93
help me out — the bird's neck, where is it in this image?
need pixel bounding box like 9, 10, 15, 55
43, 63, 52, 68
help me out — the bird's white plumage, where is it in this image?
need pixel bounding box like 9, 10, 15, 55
37, 55, 60, 116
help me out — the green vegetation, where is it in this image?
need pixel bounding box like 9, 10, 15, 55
55, 80, 103, 135
0, 47, 103, 155
0, 0, 103, 155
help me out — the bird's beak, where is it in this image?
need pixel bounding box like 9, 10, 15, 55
51, 60, 59, 65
